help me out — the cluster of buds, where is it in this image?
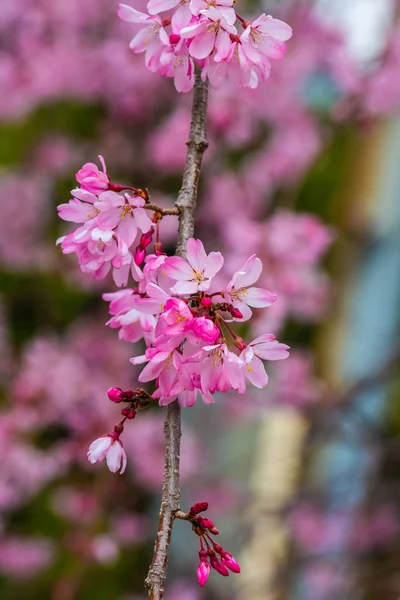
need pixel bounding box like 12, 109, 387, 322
108, 386, 152, 419
181, 502, 240, 587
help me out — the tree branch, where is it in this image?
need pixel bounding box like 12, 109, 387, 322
145, 68, 209, 600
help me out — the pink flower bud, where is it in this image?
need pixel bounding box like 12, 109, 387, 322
139, 228, 155, 249
222, 553, 241, 573
169, 33, 181, 45
197, 560, 210, 587
229, 306, 243, 319
108, 387, 123, 403
190, 502, 209, 515
201, 297, 212, 308
211, 557, 229, 577
134, 246, 146, 265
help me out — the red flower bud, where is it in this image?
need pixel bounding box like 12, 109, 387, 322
201, 297, 212, 308
134, 246, 146, 265
108, 387, 123, 403
211, 558, 230, 576
209, 527, 219, 535
190, 502, 209, 515
229, 306, 243, 319
198, 517, 214, 529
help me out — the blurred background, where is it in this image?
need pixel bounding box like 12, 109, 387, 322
1, 0, 400, 598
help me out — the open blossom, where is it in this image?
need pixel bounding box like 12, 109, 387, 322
224, 254, 276, 320
241, 334, 290, 387
180, 8, 237, 62
163, 238, 224, 293
87, 435, 127, 474
76, 155, 109, 194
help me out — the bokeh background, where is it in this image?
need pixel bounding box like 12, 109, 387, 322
1, 0, 400, 598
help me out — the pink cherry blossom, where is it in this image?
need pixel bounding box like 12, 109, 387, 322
240, 334, 290, 387
163, 238, 224, 294
244, 15, 293, 61
180, 8, 237, 62
87, 435, 127, 474
225, 254, 276, 320
200, 343, 245, 394
76, 155, 109, 194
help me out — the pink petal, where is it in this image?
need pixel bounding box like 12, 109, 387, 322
163, 256, 193, 280
254, 341, 290, 361
116, 216, 137, 247
118, 4, 148, 22
230, 255, 262, 288
106, 442, 123, 473
244, 355, 268, 388
189, 31, 215, 60
134, 207, 153, 233
147, 0, 178, 14
245, 287, 277, 307
113, 263, 131, 287
186, 238, 208, 271
171, 280, 200, 294
138, 360, 165, 382
203, 251, 224, 279
214, 29, 232, 62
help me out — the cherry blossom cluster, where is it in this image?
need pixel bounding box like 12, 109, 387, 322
57, 157, 289, 475
57, 156, 157, 287
118, 0, 292, 92
181, 501, 240, 586
105, 237, 289, 408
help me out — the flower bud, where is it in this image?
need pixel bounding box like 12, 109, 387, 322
190, 501, 209, 515
108, 387, 123, 403
134, 246, 146, 265
169, 33, 181, 45
139, 227, 155, 249
197, 560, 210, 586
198, 517, 215, 529
229, 306, 243, 319
222, 553, 241, 573
201, 297, 212, 308
211, 557, 229, 576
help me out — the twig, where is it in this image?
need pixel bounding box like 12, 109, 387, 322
143, 204, 180, 216
145, 67, 209, 600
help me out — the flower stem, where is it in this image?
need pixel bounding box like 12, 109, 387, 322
144, 67, 209, 600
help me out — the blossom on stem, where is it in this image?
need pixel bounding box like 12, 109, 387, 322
163, 238, 224, 293
240, 334, 290, 387
76, 155, 109, 194
225, 254, 276, 320
87, 434, 127, 474
180, 8, 237, 62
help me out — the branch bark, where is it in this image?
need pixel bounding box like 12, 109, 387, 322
145, 68, 209, 600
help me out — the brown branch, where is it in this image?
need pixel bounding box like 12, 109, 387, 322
144, 68, 209, 600
143, 204, 180, 216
